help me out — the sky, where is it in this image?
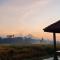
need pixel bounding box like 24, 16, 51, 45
0, 0, 60, 39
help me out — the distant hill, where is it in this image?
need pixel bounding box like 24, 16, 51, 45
0, 37, 60, 45
0, 37, 32, 45
0, 37, 41, 44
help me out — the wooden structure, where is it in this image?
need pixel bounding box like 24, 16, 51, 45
43, 20, 60, 60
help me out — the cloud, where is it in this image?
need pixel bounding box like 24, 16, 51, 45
0, 0, 52, 34
0, 0, 50, 21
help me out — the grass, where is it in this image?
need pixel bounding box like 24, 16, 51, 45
0, 44, 59, 60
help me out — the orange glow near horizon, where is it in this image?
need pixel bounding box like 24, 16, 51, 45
0, 0, 60, 40
0, 29, 60, 41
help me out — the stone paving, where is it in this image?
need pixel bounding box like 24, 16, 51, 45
44, 56, 60, 60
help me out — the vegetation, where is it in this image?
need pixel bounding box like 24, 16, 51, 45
0, 44, 59, 60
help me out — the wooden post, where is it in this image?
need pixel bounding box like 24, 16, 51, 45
53, 33, 58, 60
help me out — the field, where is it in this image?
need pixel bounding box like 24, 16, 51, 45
0, 44, 59, 60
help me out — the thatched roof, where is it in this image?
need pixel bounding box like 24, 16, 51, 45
43, 20, 60, 33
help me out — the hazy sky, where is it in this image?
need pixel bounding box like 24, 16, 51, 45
0, 0, 60, 39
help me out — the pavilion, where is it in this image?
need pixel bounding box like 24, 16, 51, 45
43, 20, 60, 60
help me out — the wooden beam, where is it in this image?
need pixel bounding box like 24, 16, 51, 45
53, 33, 58, 60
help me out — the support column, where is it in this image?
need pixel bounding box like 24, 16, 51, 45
53, 33, 58, 60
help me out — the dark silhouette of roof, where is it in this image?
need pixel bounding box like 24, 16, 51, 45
43, 20, 60, 33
